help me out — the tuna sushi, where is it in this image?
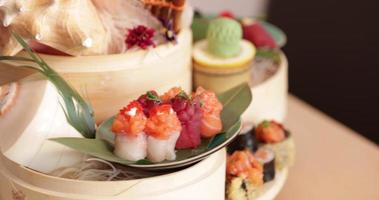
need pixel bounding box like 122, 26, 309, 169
255, 120, 295, 170
255, 147, 276, 183
145, 104, 182, 162
193, 87, 223, 138
112, 101, 148, 161
137, 90, 162, 117
170, 91, 203, 149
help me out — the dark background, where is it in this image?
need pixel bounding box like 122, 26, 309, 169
268, 0, 379, 144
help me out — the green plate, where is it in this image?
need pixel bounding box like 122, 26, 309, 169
52, 83, 252, 170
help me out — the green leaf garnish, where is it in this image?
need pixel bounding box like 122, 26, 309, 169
261, 120, 270, 128
52, 83, 252, 167
177, 90, 190, 100
146, 91, 161, 102
0, 33, 96, 138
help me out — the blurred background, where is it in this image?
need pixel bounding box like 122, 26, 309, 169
190, 0, 379, 144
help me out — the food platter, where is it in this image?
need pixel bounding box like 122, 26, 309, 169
52, 83, 252, 170
95, 117, 241, 169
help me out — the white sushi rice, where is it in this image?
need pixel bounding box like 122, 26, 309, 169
114, 133, 147, 162
147, 132, 180, 163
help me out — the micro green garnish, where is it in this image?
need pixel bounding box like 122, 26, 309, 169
261, 120, 270, 128
177, 90, 190, 100
146, 91, 161, 102
0, 33, 96, 138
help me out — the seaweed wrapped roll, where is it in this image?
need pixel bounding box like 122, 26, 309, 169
255, 120, 295, 170
255, 147, 275, 183
227, 127, 259, 154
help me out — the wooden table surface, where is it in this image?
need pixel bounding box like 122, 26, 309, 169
278, 95, 379, 200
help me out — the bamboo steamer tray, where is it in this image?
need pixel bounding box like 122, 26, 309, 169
0, 148, 226, 200
242, 52, 288, 124
6, 29, 193, 124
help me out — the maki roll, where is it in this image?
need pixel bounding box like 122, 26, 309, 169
145, 104, 182, 162
255, 120, 295, 170
112, 101, 148, 161
226, 150, 264, 200
193, 87, 223, 138
255, 147, 276, 183
227, 128, 259, 154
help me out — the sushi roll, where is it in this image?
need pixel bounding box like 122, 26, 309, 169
227, 127, 259, 154
193, 86, 223, 138
255, 147, 276, 183
112, 101, 148, 161
255, 120, 295, 170
226, 150, 263, 200
145, 104, 182, 162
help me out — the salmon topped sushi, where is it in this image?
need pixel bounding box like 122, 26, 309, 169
112, 101, 148, 161
226, 150, 264, 200
160, 87, 183, 103
193, 87, 223, 138
145, 104, 182, 162
256, 120, 285, 144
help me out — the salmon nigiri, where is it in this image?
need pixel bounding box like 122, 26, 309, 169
145, 104, 182, 162
112, 101, 147, 161
193, 87, 223, 138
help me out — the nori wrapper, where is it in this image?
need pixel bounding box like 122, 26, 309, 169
227, 128, 259, 154
255, 148, 276, 183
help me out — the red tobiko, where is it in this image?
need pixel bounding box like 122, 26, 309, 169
119, 100, 144, 117
125, 25, 156, 50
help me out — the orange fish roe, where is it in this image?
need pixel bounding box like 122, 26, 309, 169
112, 101, 147, 137
160, 87, 183, 103
227, 150, 263, 186
145, 104, 182, 140
256, 120, 285, 143
193, 87, 223, 138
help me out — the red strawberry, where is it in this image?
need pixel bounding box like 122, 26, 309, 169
170, 94, 203, 149
137, 91, 161, 117
241, 18, 277, 49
